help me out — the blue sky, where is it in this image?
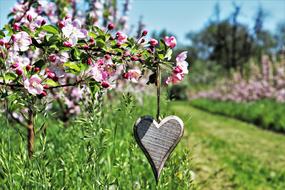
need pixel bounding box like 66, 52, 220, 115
1, 0, 285, 44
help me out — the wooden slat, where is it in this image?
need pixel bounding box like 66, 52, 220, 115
134, 115, 184, 182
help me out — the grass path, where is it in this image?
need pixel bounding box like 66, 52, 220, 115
170, 101, 285, 190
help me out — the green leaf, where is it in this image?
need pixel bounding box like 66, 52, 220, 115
165, 49, 173, 61
44, 79, 59, 87
89, 31, 97, 39
71, 48, 81, 61
96, 39, 105, 48
0, 30, 5, 38
41, 25, 59, 34
64, 62, 80, 72
4, 24, 13, 36
89, 80, 100, 97
158, 53, 164, 60
4, 72, 17, 81
34, 59, 46, 68
94, 26, 105, 36
46, 35, 60, 45
21, 25, 32, 35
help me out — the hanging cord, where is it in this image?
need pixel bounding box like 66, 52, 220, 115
156, 63, 161, 122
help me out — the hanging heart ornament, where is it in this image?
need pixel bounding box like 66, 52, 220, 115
134, 115, 184, 182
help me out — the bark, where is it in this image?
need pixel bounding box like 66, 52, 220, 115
27, 123, 35, 158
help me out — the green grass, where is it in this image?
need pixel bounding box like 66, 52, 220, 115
0, 96, 193, 189
190, 99, 285, 133
2, 98, 285, 189
171, 102, 285, 190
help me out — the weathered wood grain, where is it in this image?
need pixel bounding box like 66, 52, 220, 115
134, 115, 184, 182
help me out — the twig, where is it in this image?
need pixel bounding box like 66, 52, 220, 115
0, 80, 83, 89
156, 63, 161, 122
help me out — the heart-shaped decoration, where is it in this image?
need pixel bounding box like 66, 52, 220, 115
134, 115, 184, 182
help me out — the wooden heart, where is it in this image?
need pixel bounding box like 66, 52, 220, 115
134, 115, 184, 182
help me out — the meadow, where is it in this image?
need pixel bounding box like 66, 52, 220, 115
1, 95, 285, 189
0, 96, 193, 189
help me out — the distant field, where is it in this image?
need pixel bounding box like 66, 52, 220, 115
190, 99, 285, 133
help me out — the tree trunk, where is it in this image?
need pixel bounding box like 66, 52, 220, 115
27, 123, 34, 158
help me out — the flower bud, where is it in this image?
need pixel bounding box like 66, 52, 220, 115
48, 54, 57, 62
83, 44, 89, 50
41, 19, 46, 26
122, 73, 129, 79
41, 91, 47, 97
43, 84, 49, 89
107, 23, 115, 30
101, 81, 110, 88
140, 38, 145, 43
104, 54, 111, 60
11, 63, 19, 69
13, 23, 20, 31
16, 68, 23, 76
58, 21, 65, 29
63, 41, 72, 47
131, 56, 139, 61
26, 65, 32, 71
47, 72, 56, 79
149, 38, 158, 47
11, 34, 16, 42
0, 39, 5, 46
89, 38, 95, 44
116, 42, 121, 48
34, 67, 40, 72
87, 57, 92, 65
142, 30, 148, 36
5, 43, 11, 49
27, 14, 33, 22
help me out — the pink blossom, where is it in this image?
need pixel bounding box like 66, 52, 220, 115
149, 38, 158, 46
176, 51, 188, 74
26, 8, 38, 21
61, 18, 88, 46
166, 73, 184, 85
116, 31, 127, 45
71, 87, 83, 101
7, 52, 30, 69
64, 98, 81, 115
89, 65, 103, 82
0, 38, 7, 46
123, 69, 141, 83
24, 75, 44, 95
12, 31, 32, 51
166, 51, 189, 85
164, 36, 177, 49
